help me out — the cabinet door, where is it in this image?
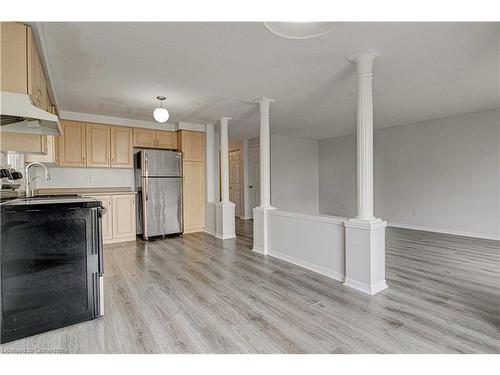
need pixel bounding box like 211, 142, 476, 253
156, 130, 177, 149
88, 195, 112, 242
27, 27, 47, 110
133, 128, 156, 148
183, 161, 204, 232
0, 133, 47, 154
112, 194, 136, 239
25, 135, 56, 163
110, 126, 133, 168
57, 120, 86, 166
86, 123, 111, 167
178, 130, 204, 162
0, 22, 28, 94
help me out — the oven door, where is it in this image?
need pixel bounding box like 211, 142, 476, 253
0, 206, 101, 343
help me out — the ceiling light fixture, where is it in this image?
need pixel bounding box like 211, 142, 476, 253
263, 22, 339, 40
153, 96, 169, 123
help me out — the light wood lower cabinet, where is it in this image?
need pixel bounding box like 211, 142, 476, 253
111, 194, 136, 240
86, 194, 136, 244
95, 195, 113, 242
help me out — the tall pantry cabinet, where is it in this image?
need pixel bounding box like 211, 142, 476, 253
177, 130, 205, 233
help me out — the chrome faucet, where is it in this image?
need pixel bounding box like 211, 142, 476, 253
24, 162, 51, 197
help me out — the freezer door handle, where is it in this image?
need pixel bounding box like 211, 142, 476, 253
144, 152, 149, 201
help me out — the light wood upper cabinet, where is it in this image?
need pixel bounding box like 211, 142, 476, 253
178, 130, 204, 161
111, 126, 133, 168
86, 123, 111, 167
183, 161, 205, 233
133, 128, 177, 149
1, 22, 52, 111
133, 128, 156, 148
0, 132, 47, 154
0, 22, 28, 94
156, 130, 177, 149
25, 135, 56, 163
57, 120, 86, 167
27, 27, 47, 110
112, 194, 136, 239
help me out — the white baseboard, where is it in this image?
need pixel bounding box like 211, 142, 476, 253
215, 233, 236, 240
267, 249, 345, 283
388, 222, 499, 241
252, 246, 265, 255
203, 228, 216, 236
104, 236, 136, 244
343, 278, 388, 295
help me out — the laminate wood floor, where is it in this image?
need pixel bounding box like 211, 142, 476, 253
1, 220, 499, 353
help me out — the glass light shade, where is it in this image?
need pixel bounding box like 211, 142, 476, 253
263, 22, 338, 39
153, 107, 169, 123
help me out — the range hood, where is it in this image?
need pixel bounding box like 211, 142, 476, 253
0, 91, 62, 136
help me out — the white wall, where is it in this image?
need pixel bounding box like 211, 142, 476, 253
319, 108, 500, 239
271, 134, 319, 215
33, 167, 134, 189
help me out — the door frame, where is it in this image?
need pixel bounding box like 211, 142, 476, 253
248, 144, 260, 219
229, 149, 241, 218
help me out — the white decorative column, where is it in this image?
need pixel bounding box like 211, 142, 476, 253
252, 97, 275, 254
204, 123, 217, 236
215, 116, 236, 239
344, 50, 388, 295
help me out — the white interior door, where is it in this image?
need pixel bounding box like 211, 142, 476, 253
229, 150, 241, 217
248, 145, 260, 218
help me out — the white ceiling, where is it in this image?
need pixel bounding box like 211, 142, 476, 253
38, 22, 499, 140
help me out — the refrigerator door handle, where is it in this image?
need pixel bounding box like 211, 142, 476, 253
144, 152, 149, 201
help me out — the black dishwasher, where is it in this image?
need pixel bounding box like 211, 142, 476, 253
0, 197, 104, 343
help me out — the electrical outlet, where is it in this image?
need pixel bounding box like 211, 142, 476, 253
412, 208, 419, 217
342, 203, 346, 209
87, 176, 93, 183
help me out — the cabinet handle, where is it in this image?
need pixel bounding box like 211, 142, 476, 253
83, 156, 85, 165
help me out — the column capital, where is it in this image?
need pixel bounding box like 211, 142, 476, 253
348, 49, 381, 75
220, 116, 232, 126
254, 97, 275, 114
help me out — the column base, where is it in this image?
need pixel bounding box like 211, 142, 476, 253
343, 217, 388, 295
215, 201, 236, 240
252, 206, 275, 254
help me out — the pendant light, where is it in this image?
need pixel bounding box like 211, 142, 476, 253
263, 22, 338, 40
153, 96, 169, 123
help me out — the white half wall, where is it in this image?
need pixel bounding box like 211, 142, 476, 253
266, 210, 346, 282
319, 108, 500, 239
271, 134, 319, 215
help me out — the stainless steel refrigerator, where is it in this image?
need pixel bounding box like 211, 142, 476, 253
134, 149, 183, 239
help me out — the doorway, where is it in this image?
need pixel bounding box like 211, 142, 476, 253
229, 150, 241, 217
248, 144, 260, 218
